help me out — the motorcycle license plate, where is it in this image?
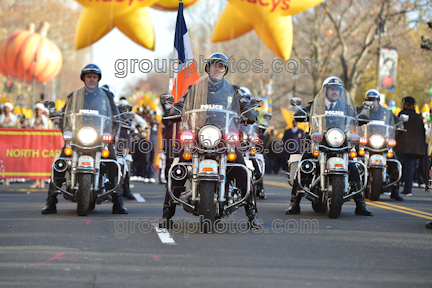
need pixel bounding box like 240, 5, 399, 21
78, 156, 94, 168
199, 160, 218, 173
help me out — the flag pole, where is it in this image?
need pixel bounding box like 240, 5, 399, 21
172, 0, 183, 143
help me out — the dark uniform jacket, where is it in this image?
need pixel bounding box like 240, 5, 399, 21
395, 109, 425, 156
61, 87, 120, 136
171, 80, 258, 124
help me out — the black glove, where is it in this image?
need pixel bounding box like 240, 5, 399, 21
244, 110, 258, 125
358, 114, 369, 126
168, 106, 182, 123
169, 106, 180, 117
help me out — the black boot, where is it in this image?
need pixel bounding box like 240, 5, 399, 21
353, 193, 374, 216
426, 221, 432, 229
286, 181, 301, 214
390, 187, 404, 201
112, 193, 128, 214
158, 187, 182, 229
286, 194, 301, 215
122, 172, 136, 200
256, 181, 266, 200
42, 182, 58, 214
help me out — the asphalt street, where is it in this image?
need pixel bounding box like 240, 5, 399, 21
0, 174, 431, 288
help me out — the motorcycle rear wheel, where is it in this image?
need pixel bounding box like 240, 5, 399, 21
369, 168, 383, 201
327, 175, 345, 219
198, 181, 216, 233
77, 174, 92, 216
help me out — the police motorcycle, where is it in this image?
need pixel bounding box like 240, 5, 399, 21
240, 114, 271, 200
161, 77, 262, 232
357, 109, 408, 201
288, 91, 368, 219
44, 87, 133, 216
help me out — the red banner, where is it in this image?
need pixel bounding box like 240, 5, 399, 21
0, 128, 64, 179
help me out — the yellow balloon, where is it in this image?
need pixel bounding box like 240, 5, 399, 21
75, 0, 159, 50
23, 108, 34, 119
394, 107, 401, 115
152, 0, 201, 11
297, 123, 308, 132
415, 104, 420, 114
14, 106, 23, 115
55, 99, 66, 112
422, 103, 429, 113
212, 0, 324, 61
149, 101, 157, 111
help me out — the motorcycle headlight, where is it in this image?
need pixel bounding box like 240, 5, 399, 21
369, 134, 385, 149
78, 127, 98, 146
325, 128, 345, 147
198, 126, 221, 148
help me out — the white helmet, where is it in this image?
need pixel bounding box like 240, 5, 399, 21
365, 89, 380, 101
240, 87, 251, 99
117, 99, 129, 106
322, 76, 343, 88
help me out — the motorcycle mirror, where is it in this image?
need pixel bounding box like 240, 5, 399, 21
44, 100, 55, 109
362, 101, 373, 109
399, 114, 409, 122
250, 98, 263, 108
160, 94, 175, 105
290, 98, 302, 106
263, 112, 272, 120
119, 104, 132, 113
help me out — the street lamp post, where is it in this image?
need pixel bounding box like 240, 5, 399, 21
375, 16, 386, 90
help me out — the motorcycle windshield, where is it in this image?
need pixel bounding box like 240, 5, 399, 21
63, 86, 113, 142
357, 107, 396, 140
309, 87, 358, 137
180, 76, 241, 137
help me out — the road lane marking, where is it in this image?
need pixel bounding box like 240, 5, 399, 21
264, 180, 432, 220
365, 200, 432, 218
264, 180, 290, 188
133, 194, 146, 202
153, 224, 176, 245
0, 189, 45, 192
365, 201, 432, 220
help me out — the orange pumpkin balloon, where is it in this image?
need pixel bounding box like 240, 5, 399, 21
0, 22, 62, 83
326, 28, 334, 36
0, 39, 9, 77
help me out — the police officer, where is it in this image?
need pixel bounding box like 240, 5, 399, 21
42, 64, 128, 214
144, 110, 158, 183
159, 53, 259, 228
360, 89, 404, 201
240, 87, 267, 200
101, 85, 136, 200
287, 76, 373, 216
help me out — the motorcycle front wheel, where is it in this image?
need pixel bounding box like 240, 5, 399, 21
77, 174, 92, 216
368, 168, 383, 201
198, 181, 216, 233
327, 175, 345, 219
